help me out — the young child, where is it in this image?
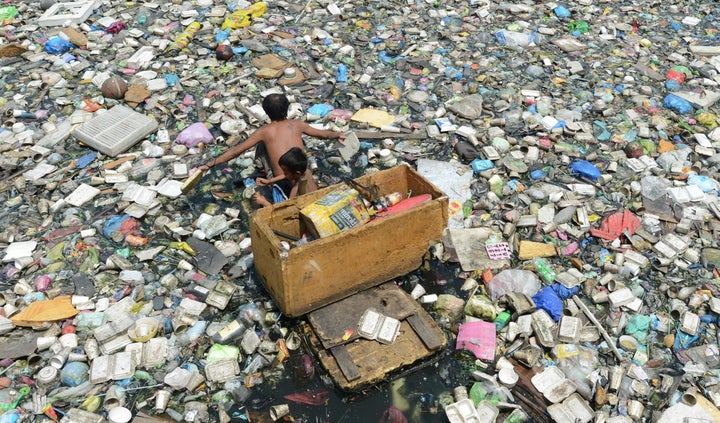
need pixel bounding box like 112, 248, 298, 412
198, 93, 344, 193
254, 147, 308, 207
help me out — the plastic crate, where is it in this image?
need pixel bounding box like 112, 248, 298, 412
72, 105, 158, 157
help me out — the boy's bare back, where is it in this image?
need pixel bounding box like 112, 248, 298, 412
256, 120, 310, 178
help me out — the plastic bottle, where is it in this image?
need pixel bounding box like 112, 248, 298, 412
168, 22, 202, 52
176, 320, 207, 346
495, 30, 543, 47
212, 317, 247, 344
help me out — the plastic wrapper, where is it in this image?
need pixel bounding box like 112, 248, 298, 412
487, 269, 541, 301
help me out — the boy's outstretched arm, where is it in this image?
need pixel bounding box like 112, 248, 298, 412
300, 121, 345, 141
198, 129, 264, 173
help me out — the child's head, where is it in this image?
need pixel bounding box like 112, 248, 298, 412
262, 93, 289, 121
278, 147, 307, 183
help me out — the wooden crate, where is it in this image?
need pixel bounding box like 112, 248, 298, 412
250, 164, 448, 317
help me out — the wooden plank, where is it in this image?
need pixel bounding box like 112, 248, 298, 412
406, 313, 443, 351
313, 318, 446, 391
329, 345, 361, 382
307, 283, 416, 349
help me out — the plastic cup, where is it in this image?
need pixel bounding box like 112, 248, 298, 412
270, 404, 290, 421
107, 406, 132, 423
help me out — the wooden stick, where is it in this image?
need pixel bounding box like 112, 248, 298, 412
572, 295, 623, 362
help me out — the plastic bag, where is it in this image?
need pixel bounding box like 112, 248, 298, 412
641, 175, 670, 200
687, 175, 718, 193
175, 122, 213, 147
487, 269, 541, 301
551, 283, 581, 301
102, 215, 138, 238
469, 380, 512, 407
569, 160, 600, 181
625, 314, 651, 342
532, 286, 563, 322
495, 30, 543, 47
45, 37, 73, 54
663, 94, 693, 114
221, 1, 267, 30
307, 103, 334, 118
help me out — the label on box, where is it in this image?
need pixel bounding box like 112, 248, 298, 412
300, 185, 370, 238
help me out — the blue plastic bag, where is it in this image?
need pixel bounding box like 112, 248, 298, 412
663, 94, 693, 114
688, 175, 717, 193
530, 169, 546, 180
553, 5, 571, 18
570, 160, 600, 181
551, 283, 581, 300
75, 152, 97, 169
532, 286, 563, 322
307, 103, 333, 118
103, 215, 131, 238
164, 74, 180, 86
45, 36, 73, 54
336, 64, 348, 82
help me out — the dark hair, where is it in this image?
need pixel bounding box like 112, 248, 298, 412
262, 93, 289, 121
278, 147, 307, 173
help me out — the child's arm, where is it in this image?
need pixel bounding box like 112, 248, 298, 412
256, 174, 285, 187
199, 128, 266, 173
288, 180, 300, 199
300, 121, 345, 142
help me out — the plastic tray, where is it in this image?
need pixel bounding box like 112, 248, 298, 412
204, 359, 239, 382
445, 398, 481, 423
547, 393, 593, 423
72, 105, 158, 157
357, 309, 401, 344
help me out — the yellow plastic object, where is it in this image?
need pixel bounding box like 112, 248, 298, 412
169, 21, 201, 52
127, 317, 159, 342
221, 2, 268, 30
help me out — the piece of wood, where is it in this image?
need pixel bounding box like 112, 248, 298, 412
302, 283, 447, 391
307, 283, 415, 349
330, 345, 361, 381
354, 130, 420, 139
103, 155, 136, 170
518, 240, 557, 260
572, 295, 623, 362
406, 313, 443, 351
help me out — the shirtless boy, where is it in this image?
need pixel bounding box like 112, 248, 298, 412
198, 93, 344, 193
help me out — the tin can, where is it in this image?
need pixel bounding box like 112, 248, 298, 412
59, 333, 78, 349
608, 366, 623, 392
627, 399, 644, 420
269, 404, 290, 421
36, 366, 60, 388
155, 389, 170, 411
453, 386, 468, 401
84, 338, 100, 361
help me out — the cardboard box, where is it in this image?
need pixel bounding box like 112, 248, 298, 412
250, 164, 448, 317
300, 185, 370, 238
